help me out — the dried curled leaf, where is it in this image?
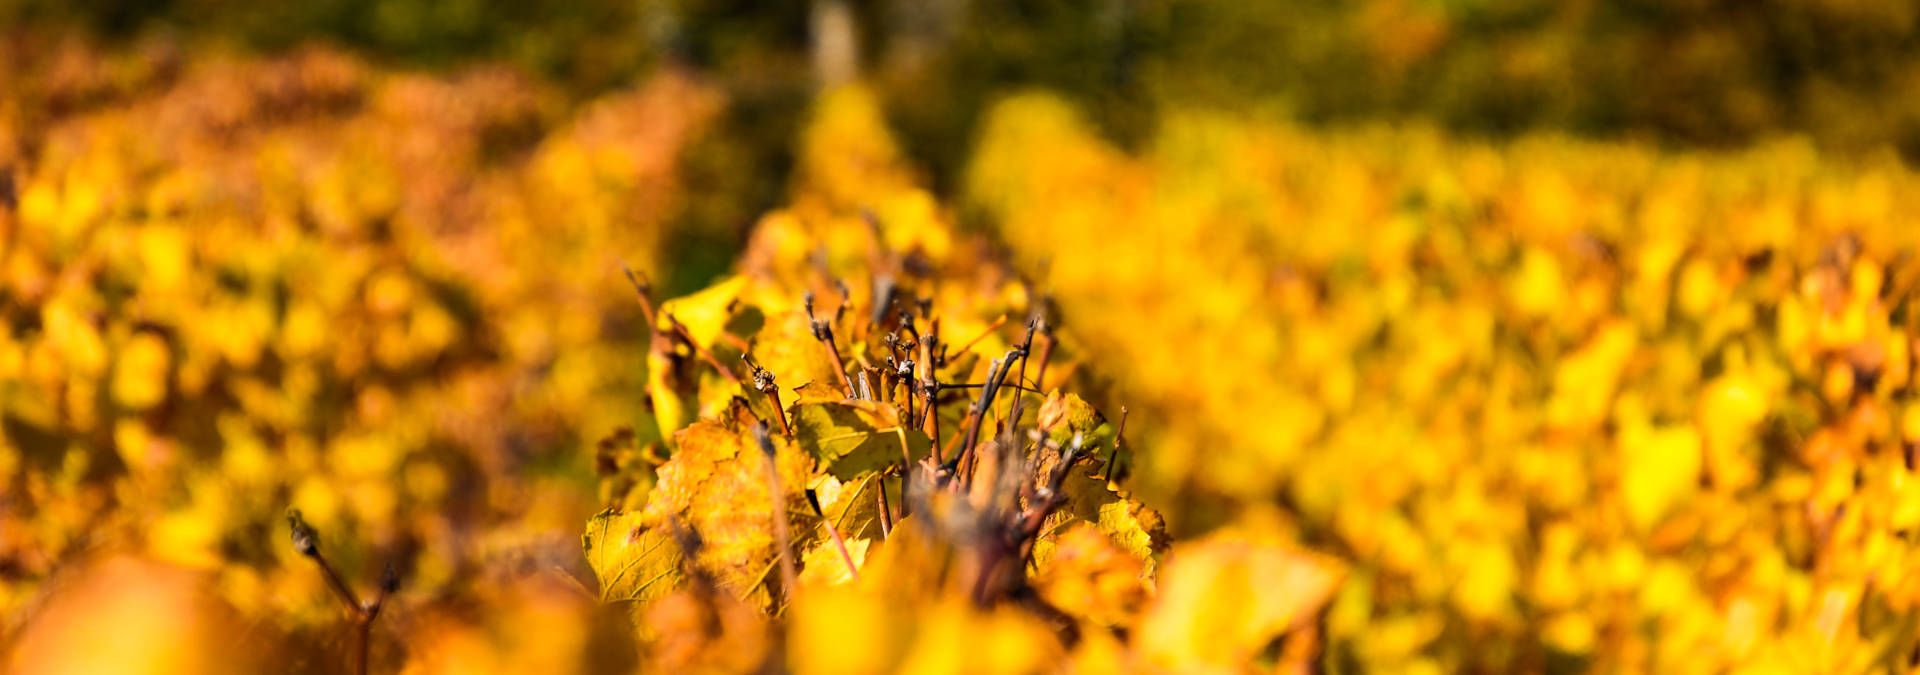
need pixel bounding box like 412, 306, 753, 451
789, 400, 931, 480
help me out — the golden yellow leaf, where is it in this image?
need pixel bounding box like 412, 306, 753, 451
111, 333, 171, 410
582, 509, 684, 604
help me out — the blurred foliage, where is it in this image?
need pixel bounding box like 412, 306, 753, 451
12, 0, 1920, 164
969, 91, 1920, 671
0, 36, 718, 671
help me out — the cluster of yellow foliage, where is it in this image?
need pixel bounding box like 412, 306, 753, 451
0, 38, 719, 671
578, 86, 1345, 674
971, 93, 1920, 672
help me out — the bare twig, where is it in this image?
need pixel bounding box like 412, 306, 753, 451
805, 292, 858, 396
1004, 317, 1039, 430
957, 350, 1022, 484
877, 475, 894, 538
1108, 406, 1131, 485
288, 509, 396, 675
920, 323, 942, 460
744, 353, 792, 438
621, 263, 659, 326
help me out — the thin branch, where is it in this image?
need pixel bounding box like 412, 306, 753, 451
805, 292, 858, 396
876, 474, 895, 538
1004, 317, 1039, 430
1108, 406, 1132, 485
955, 350, 1021, 486
805, 490, 862, 582
288, 510, 395, 675
938, 382, 1046, 395
744, 353, 792, 438
621, 263, 659, 327
754, 424, 799, 601
920, 322, 942, 463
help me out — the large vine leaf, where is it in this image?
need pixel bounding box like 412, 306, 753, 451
645, 417, 813, 593
789, 400, 932, 480
582, 509, 685, 604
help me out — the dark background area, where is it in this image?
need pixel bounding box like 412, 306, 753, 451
13, 0, 1920, 271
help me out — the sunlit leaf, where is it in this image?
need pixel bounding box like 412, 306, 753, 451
789, 400, 931, 481
658, 275, 747, 350
582, 509, 684, 604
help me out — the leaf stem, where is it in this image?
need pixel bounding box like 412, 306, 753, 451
754, 423, 799, 602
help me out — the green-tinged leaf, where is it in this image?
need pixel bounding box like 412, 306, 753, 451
1038, 391, 1115, 454
1097, 498, 1165, 563
1054, 466, 1167, 563
583, 509, 684, 603
790, 400, 931, 480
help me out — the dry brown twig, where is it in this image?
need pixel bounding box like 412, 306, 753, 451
288, 509, 397, 675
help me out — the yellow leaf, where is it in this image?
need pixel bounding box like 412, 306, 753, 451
658, 275, 747, 350
581, 509, 684, 603
799, 537, 868, 587
1620, 424, 1703, 531
1137, 536, 1344, 670
111, 333, 171, 410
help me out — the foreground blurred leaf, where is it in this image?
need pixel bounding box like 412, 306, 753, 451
1137, 536, 1344, 670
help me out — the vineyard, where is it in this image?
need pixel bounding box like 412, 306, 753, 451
7, 22, 1920, 675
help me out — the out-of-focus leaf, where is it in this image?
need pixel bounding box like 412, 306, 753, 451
1031, 523, 1147, 627
753, 311, 847, 395
1136, 536, 1344, 670
648, 334, 695, 438
658, 275, 747, 350
1619, 423, 1703, 532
